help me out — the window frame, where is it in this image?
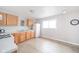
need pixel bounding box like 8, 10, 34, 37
42, 19, 56, 29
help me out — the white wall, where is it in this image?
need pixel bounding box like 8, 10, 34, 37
40, 11, 79, 44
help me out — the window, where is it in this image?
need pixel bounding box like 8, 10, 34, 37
42, 20, 56, 28
42, 21, 49, 28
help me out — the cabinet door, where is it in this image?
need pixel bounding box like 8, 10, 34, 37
0, 13, 7, 25
25, 32, 31, 40
30, 32, 35, 38
0, 13, 3, 25
3, 13, 7, 25
6, 14, 18, 25
12, 33, 20, 44
27, 18, 33, 26
20, 32, 26, 42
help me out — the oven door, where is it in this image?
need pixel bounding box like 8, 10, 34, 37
0, 35, 17, 53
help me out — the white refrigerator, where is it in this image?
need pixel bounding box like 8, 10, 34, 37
34, 23, 40, 38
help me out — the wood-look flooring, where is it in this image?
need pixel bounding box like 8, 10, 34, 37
17, 38, 79, 53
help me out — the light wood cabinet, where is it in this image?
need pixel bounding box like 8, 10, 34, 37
30, 32, 35, 38
0, 13, 3, 25
25, 18, 33, 26
0, 12, 18, 26
25, 32, 31, 40
12, 33, 20, 44
0, 12, 7, 25
3, 13, 7, 25
12, 31, 35, 44
6, 14, 18, 25
20, 32, 26, 42
25, 31, 35, 40
12, 32, 26, 44
27, 19, 33, 26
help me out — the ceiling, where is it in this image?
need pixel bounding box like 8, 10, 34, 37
0, 6, 79, 19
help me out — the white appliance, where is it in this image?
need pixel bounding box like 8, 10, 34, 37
0, 33, 17, 53
34, 23, 40, 38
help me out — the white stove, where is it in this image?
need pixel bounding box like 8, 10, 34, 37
0, 33, 17, 53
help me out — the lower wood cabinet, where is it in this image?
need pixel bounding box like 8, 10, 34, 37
12, 33, 20, 44
12, 31, 35, 44
25, 32, 31, 40
30, 32, 35, 39
20, 32, 26, 42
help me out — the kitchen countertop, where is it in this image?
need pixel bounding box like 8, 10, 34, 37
13, 30, 34, 33
0, 35, 17, 53
18, 30, 34, 32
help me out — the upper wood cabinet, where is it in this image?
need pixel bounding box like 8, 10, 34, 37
0, 12, 18, 26
0, 13, 3, 25
6, 14, 18, 25
0, 12, 7, 25
25, 17, 33, 27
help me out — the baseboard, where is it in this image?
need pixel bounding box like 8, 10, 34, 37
41, 36, 79, 47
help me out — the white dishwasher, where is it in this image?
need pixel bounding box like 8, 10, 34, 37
0, 34, 17, 53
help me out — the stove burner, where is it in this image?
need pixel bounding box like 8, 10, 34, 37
0, 34, 11, 39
